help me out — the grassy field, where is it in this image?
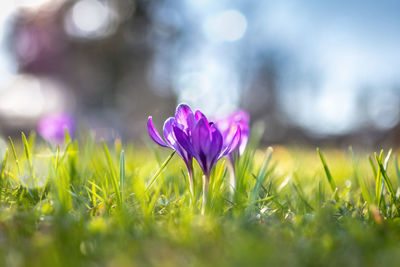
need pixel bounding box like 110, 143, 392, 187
0, 132, 400, 266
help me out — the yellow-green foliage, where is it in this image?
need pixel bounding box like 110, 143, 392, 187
0, 133, 400, 266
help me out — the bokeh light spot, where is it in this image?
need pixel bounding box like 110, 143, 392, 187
203, 10, 247, 42
65, 0, 115, 39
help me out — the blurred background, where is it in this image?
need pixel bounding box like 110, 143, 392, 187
0, 0, 400, 147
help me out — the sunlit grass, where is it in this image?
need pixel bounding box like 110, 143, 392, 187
0, 132, 400, 266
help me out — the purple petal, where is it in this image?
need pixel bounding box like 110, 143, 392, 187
163, 117, 176, 148
214, 110, 250, 155
192, 118, 211, 154
238, 122, 249, 154
163, 118, 192, 165
173, 126, 194, 157
192, 118, 212, 174
230, 110, 250, 124
208, 126, 223, 169
194, 110, 207, 121
147, 116, 168, 147
175, 104, 195, 133
219, 125, 241, 159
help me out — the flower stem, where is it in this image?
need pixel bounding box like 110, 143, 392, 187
188, 166, 194, 198
228, 159, 236, 195
201, 174, 209, 215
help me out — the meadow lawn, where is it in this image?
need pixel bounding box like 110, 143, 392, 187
0, 133, 400, 266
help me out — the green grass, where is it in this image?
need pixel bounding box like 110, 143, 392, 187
1, 132, 400, 266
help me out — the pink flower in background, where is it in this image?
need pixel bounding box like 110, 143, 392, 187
215, 110, 250, 161
214, 110, 250, 191
37, 113, 75, 143
182, 111, 241, 177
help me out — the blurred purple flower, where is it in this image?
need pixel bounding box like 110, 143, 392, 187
214, 110, 250, 192
37, 113, 75, 143
215, 110, 250, 161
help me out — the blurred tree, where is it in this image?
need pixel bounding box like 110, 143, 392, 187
7, 0, 176, 140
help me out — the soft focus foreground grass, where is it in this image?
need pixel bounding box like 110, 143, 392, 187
1, 133, 400, 266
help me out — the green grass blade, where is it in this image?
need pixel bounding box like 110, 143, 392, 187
257, 147, 273, 181
375, 152, 395, 202
369, 155, 377, 179
145, 151, 175, 192
64, 128, 72, 143
384, 149, 392, 169
28, 131, 36, 151
292, 181, 314, 211
349, 146, 370, 203
374, 151, 384, 205
248, 147, 273, 208
22, 132, 34, 177
119, 150, 125, 201
8, 136, 20, 174
0, 149, 8, 178
59, 141, 72, 164
317, 148, 336, 193
102, 140, 121, 205
209, 160, 227, 208
54, 146, 60, 170
395, 156, 400, 187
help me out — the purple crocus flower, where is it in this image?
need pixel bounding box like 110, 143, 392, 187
173, 109, 241, 214
214, 110, 250, 191
147, 104, 197, 195
174, 110, 241, 177
37, 113, 75, 144
147, 104, 241, 209
215, 110, 250, 161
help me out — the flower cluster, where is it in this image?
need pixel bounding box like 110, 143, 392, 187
147, 104, 250, 211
